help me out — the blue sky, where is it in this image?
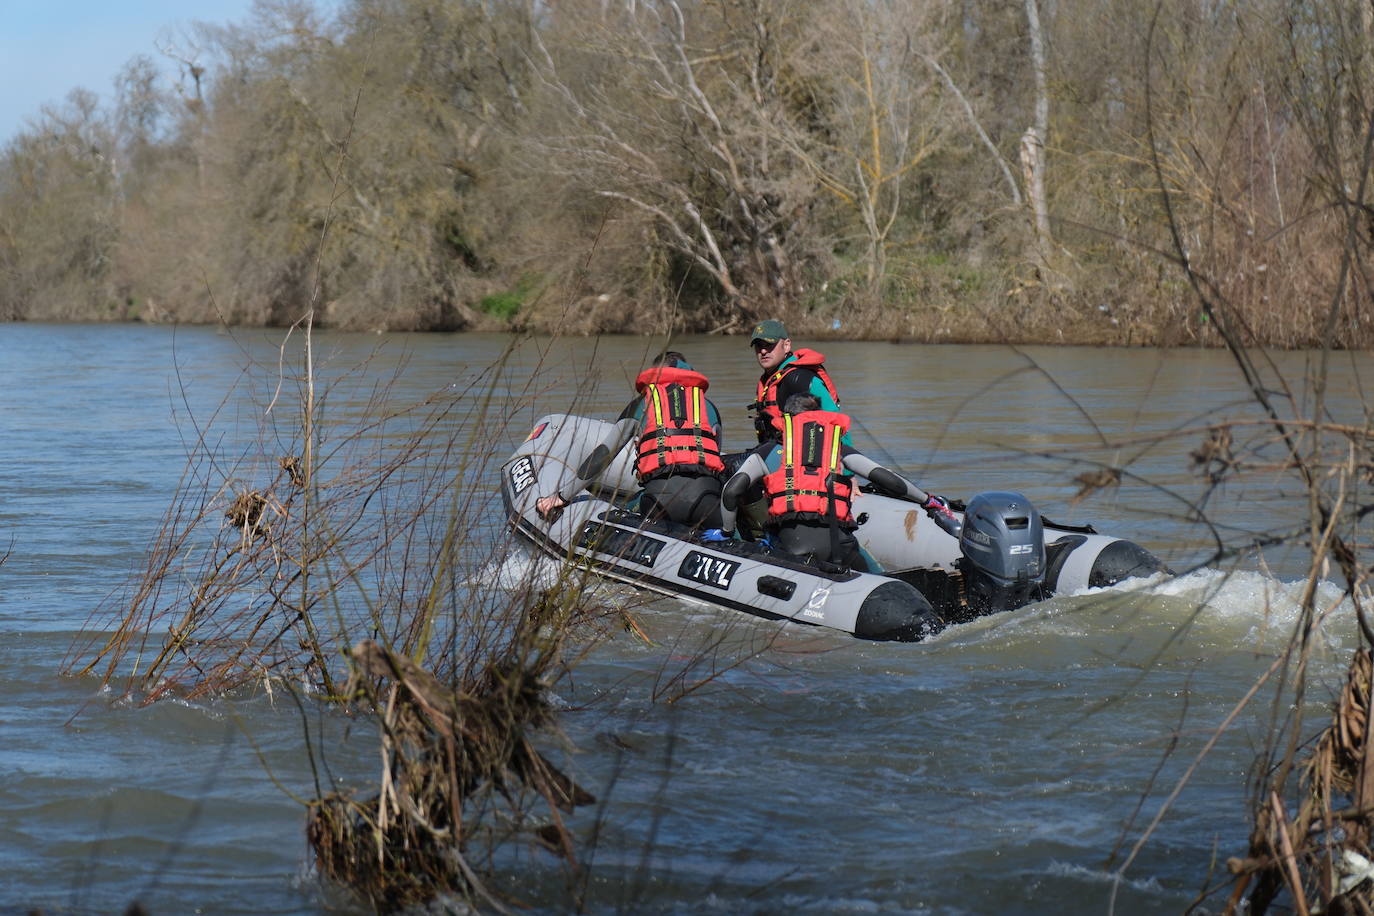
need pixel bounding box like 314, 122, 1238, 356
0, 1, 277, 144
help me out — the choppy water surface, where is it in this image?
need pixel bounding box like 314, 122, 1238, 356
0, 324, 1368, 913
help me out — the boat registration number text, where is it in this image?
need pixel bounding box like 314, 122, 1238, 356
577, 523, 666, 568
509, 457, 536, 495
679, 551, 740, 590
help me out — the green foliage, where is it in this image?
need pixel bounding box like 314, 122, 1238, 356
477, 276, 536, 321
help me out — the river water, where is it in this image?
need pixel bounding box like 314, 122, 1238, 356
0, 323, 1367, 913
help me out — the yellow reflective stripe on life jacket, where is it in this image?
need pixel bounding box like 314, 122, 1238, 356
648, 385, 665, 427
647, 384, 669, 462
827, 429, 843, 513
691, 387, 704, 457
782, 414, 796, 513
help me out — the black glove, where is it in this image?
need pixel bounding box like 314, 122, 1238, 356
921, 494, 950, 516
922, 495, 961, 537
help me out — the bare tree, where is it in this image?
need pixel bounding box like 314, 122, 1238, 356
0, 90, 119, 320
528, 0, 821, 324
779, 0, 951, 300
1021, 0, 1052, 256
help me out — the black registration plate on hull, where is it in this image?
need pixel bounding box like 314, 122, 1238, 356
508, 456, 536, 495
578, 523, 666, 568
679, 551, 740, 590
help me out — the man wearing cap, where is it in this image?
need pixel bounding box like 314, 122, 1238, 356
536, 351, 725, 529
748, 318, 842, 444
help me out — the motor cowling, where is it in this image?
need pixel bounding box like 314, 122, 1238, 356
957, 491, 1046, 614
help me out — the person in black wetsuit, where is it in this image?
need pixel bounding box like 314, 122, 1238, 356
536, 351, 725, 529
714, 394, 958, 569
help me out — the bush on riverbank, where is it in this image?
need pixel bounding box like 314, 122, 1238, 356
0, 0, 1367, 348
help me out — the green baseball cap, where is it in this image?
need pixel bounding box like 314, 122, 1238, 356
749, 319, 788, 344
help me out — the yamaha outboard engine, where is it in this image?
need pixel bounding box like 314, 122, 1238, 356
957, 491, 1046, 615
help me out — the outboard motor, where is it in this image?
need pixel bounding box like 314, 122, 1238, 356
957, 491, 1046, 615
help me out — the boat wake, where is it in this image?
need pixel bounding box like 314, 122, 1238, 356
1097, 566, 1350, 624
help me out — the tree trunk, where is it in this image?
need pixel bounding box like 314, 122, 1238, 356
1023, 0, 1052, 257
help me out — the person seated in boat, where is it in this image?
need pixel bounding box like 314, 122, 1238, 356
713, 395, 958, 571
726, 319, 847, 538
746, 319, 844, 445
535, 351, 726, 529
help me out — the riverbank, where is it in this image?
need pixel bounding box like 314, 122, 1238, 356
0, 294, 1249, 350
4, 0, 1367, 355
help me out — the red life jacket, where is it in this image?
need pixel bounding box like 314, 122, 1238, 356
633, 367, 725, 481
754, 349, 840, 436
763, 409, 854, 523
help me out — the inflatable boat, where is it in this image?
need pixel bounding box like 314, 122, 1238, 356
501, 414, 1166, 642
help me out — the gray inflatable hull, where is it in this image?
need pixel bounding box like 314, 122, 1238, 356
503, 416, 940, 641
501, 415, 1164, 640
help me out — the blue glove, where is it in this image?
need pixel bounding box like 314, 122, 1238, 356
700, 528, 728, 543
